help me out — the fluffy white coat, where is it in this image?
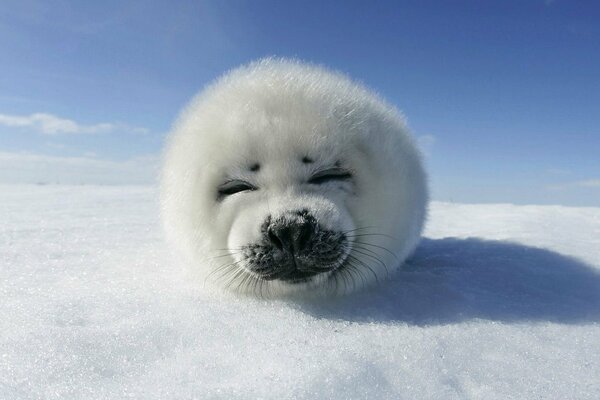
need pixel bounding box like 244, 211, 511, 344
161, 58, 427, 296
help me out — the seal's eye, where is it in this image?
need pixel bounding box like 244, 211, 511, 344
308, 168, 352, 185
217, 180, 257, 199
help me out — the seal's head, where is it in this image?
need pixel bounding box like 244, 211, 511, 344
161, 58, 427, 296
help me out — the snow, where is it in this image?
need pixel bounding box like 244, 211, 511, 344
2, 185, 599, 399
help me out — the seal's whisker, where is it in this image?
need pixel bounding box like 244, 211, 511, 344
224, 270, 241, 291
346, 254, 379, 284
209, 252, 241, 261
206, 258, 246, 282
235, 271, 252, 293
213, 246, 244, 251
345, 262, 366, 291
346, 232, 398, 241
216, 261, 246, 281
251, 274, 264, 297
210, 265, 240, 288
349, 246, 390, 277
223, 268, 246, 291
205, 263, 234, 285
350, 240, 398, 261
246, 273, 260, 294
341, 226, 379, 235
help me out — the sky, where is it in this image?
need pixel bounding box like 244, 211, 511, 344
0, 0, 599, 206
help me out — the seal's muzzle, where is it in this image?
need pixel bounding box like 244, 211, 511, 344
243, 210, 347, 283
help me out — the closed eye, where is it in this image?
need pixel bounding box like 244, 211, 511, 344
308, 168, 352, 185
217, 180, 257, 199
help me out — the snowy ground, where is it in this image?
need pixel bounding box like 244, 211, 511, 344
1, 185, 599, 399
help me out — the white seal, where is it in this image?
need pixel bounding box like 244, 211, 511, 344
161, 58, 427, 297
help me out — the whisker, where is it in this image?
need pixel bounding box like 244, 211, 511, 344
347, 260, 365, 292
257, 277, 266, 299
351, 240, 398, 261
206, 258, 246, 282
341, 226, 379, 235
223, 265, 248, 290
209, 252, 241, 261
349, 246, 390, 277
236, 271, 252, 293
346, 254, 380, 283
346, 232, 398, 241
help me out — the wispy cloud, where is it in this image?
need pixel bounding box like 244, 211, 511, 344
576, 179, 600, 188
0, 112, 148, 135
546, 179, 600, 191
0, 151, 159, 185
546, 168, 571, 176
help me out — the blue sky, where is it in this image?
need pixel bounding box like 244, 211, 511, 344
1, 0, 599, 206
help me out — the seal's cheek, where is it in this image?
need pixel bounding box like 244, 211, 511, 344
226, 206, 268, 254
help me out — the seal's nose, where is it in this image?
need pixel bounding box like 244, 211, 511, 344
267, 218, 315, 255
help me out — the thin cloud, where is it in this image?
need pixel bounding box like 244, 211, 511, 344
0, 112, 148, 135
0, 151, 159, 185
546, 168, 571, 176
546, 179, 600, 191
577, 179, 600, 188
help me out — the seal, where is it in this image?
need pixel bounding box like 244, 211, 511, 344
160, 58, 427, 296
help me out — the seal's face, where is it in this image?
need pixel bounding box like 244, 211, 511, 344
228, 186, 352, 285
161, 59, 428, 296
219, 153, 358, 289
213, 114, 368, 292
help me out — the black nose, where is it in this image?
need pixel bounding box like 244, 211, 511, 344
267, 219, 315, 255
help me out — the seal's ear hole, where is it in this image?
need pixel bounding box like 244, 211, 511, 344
249, 163, 260, 172
301, 156, 313, 164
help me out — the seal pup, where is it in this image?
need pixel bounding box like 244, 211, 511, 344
161, 58, 427, 297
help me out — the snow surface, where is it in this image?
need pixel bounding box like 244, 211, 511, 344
2, 185, 600, 399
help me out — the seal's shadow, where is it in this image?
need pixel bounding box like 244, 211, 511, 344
296, 238, 600, 325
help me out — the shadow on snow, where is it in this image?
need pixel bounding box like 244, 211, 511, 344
296, 238, 600, 325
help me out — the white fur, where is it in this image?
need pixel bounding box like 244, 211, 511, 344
160, 58, 428, 297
